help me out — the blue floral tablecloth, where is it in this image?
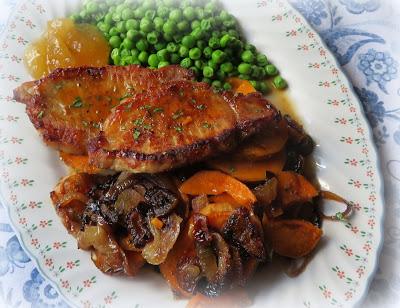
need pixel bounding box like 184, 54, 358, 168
0, 0, 399, 307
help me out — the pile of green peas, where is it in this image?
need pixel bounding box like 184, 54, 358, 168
71, 0, 287, 92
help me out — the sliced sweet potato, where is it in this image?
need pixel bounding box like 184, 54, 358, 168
208, 151, 286, 182
233, 120, 288, 161
159, 217, 196, 298
228, 77, 257, 95
200, 203, 237, 230
264, 219, 322, 258
209, 193, 241, 207
60, 151, 102, 174
187, 288, 251, 308
276, 171, 319, 207
179, 170, 256, 208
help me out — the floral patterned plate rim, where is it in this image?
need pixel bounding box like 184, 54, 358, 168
0, 0, 384, 307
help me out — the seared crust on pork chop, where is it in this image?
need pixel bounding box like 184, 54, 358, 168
13, 65, 194, 154
88, 80, 280, 173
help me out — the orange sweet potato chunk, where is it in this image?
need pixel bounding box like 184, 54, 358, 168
276, 171, 318, 207
264, 219, 322, 258
200, 203, 237, 230
179, 170, 256, 208
208, 151, 286, 182
228, 77, 257, 95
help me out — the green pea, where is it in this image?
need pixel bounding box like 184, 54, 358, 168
241, 50, 255, 63
138, 51, 149, 63
180, 57, 192, 68
220, 34, 232, 48
273, 76, 287, 89
158, 61, 170, 68
183, 7, 196, 20
131, 49, 140, 59
140, 18, 154, 32
212, 80, 222, 89
196, 7, 205, 19
208, 37, 220, 49
136, 39, 149, 51
207, 60, 218, 70
249, 80, 258, 89
112, 12, 122, 22
203, 47, 213, 59
121, 55, 134, 65
189, 47, 201, 60
126, 19, 139, 30
157, 6, 169, 18
147, 32, 158, 44
169, 9, 182, 22
116, 21, 126, 33
111, 48, 120, 60
143, 0, 155, 10
189, 66, 200, 76
197, 40, 206, 50
223, 82, 232, 90
200, 19, 212, 31
120, 48, 131, 59
109, 36, 122, 48
211, 50, 225, 64
134, 6, 146, 19
109, 27, 119, 36
104, 13, 113, 25
155, 42, 167, 51
195, 60, 204, 69
238, 74, 250, 80
191, 28, 203, 40
148, 54, 160, 68
145, 10, 156, 20
122, 8, 134, 20
154, 17, 164, 31
170, 53, 180, 64
265, 64, 278, 76
157, 49, 169, 61
163, 20, 176, 34
127, 29, 141, 41
177, 20, 189, 32
258, 81, 270, 94
257, 54, 268, 66
191, 20, 200, 30
181, 46, 191, 60
165, 42, 177, 53
216, 70, 226, 81
122, 38, 134, 50
227, 29, 239, 39
245, 43, 257, 53
203, 66, 214, 78
86, 2, 99, 14
182, 35, 195, 48
98, 22, 111, 33
220, 62, 233, 73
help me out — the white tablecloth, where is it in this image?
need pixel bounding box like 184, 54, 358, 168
0, 0, 399, 307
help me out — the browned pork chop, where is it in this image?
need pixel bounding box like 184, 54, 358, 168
13, 65, 194, 154
88, 80, 280, 173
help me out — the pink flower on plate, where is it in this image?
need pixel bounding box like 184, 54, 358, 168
19, 217, 26, 225
104, 296, 113, 304
349, 106, 356, 113
337, 270, 345, 279
369, 194, 376, 201
29, 201, 38, 208
368, 219, 375, 228
345, 248, 353, 256
289, 29, 297, 36
53, 242, 61, 249
353, 202, 361, 211
319, 49, 326, 57
323, 289, 332, 299
82, 300, 92, 308
308, 32, 314, 38
356, 267, 365, 277
362, 147, 369, 154
345, 137, 353, 144
15, 157, 23, 164
353, 180, 362, 188
351, 226, 359, 234
338, 118, 347, 124
83, 279, 92, 288
31, 238, 39, 246
331, 68, 338, 75
20, 179, 29, 186
322, 81, 330, 87
39, 220, 48, 228
45, 258, 53, 267
66, 261, 75, 269
357, 127, 364, 134
11, 137, 20, 144
345, 291, 353, 301
363, 243, 372, 253
341, 85, 348, 93
349, 159, 358, 166
61, 280, 70, 289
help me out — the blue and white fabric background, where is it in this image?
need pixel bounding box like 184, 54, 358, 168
0, 0, 399, 307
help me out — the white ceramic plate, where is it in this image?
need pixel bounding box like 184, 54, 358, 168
0, 0, 384, 307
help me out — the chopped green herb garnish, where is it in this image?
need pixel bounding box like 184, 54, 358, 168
202, 122, 212, 129
71, 97, 83, 108
153, 107, 164, 113
133, 129, 141, 140
119, 93, 132, 101
191, 98, 197, 104
229, 166, 236, 173
92, 122, 101, 129
82, 120, 88, 127
55, 84, 63, 90
179, 90, 184, 97
139, 105, 151, 110
38, 110, 44, 119
196, 104, 206, 110
175, 125, 183, 133
133, 118, 144, 126
172, 109, 184, 120
335, 212, 347, 222
143, 124, 152, 130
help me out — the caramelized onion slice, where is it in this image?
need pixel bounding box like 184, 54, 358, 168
319, 190, 353, 221
77, 225, 127, 274
142, 213, 183, 265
